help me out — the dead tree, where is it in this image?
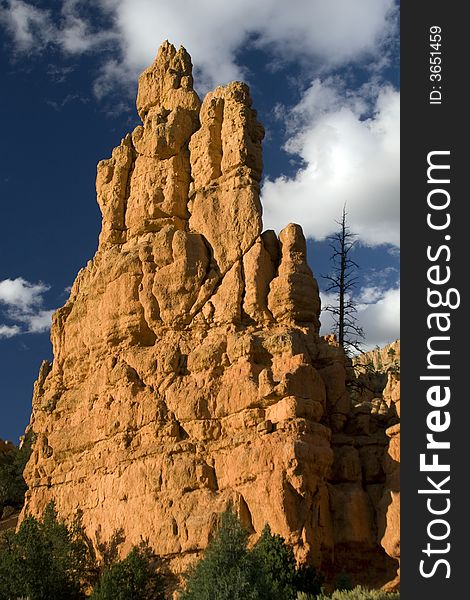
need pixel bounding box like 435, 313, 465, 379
322, 205, 364, 354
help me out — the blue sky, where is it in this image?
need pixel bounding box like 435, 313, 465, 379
0, 0, 399, 443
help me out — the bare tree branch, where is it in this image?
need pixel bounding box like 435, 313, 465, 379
321, 204, 365, 355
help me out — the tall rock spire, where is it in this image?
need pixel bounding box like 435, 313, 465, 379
22, 42, 398, 588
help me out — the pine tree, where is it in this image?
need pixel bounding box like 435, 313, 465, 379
179, 510, 269, 600
91, 542, 165, 600
0, 433, 34, 513
252, 525, 297, 600
0, 502, 93, 600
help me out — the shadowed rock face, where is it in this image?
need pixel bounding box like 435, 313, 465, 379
22, 42, 398, 587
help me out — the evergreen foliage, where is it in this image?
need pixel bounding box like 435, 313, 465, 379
0, 504, 165, 600
180, 512, 324, 600
294, 563, 325, 597
251, 524, 298, 599
0, 435, 33, 514
179, 510, 268, 600
91, 542, 165, 600
252, 525, 323, 599
0, 503, 396, 600
0, 502, 93, 600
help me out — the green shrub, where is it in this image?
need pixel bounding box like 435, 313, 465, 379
294, 564, 324, 597
252, 526, 323, 598
251, 525, 297, 600
0, 502, 93, 600
91, 542, 165, 600
0, 435, 33, 513
180, 511, 324, 600
316, 585, 400, 600
179, 510, 269, 600
0, 504, 166, 600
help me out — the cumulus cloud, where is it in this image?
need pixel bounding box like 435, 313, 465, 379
320, 285, 399, 350
0, 278, 55, 337
17, 309, 55, 333
0, 278, 49, 311
357, 286, 399, 349
97, 0, 397, 92
0, 0, 115, 55
0, 0, 398, 93
262, 80, 399, 247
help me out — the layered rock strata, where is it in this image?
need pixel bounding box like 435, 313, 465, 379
22, 42, 398, 586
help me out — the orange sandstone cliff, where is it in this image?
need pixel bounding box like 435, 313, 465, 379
22, 42, 399, 587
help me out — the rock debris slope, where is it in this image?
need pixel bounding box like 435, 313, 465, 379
22, 42, 399, 586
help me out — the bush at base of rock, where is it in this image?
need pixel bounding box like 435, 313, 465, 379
251, 524, 298, 600
179, 510, 324, 600
91, 542, 165, 600
179, 511, 267, 600
0, 504, 166, 600
252, 526, 324, 599
297, 586, 400, 600
0, 435, 34, 516
0, 502, 94, 600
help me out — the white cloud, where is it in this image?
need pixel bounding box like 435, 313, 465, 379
0, 324, 21, 339
262, 81, 399, 247
319, 290, 339, 337
99, 0, 396, 92
0, 278, 49, 311
0, 277, 55, 337
1, 0, 398, 93
18, 309, 55, 333
320, 285, 399, 351
358, 286, 399, 349
358, 286, 387, 304
0, 0, 115, 55
0, 0, 54, 51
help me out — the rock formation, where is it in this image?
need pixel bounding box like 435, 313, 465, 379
348, 341, 401, 589
21, 42, 399, 588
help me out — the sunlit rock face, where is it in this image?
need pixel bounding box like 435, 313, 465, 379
22, 42, 398, 587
